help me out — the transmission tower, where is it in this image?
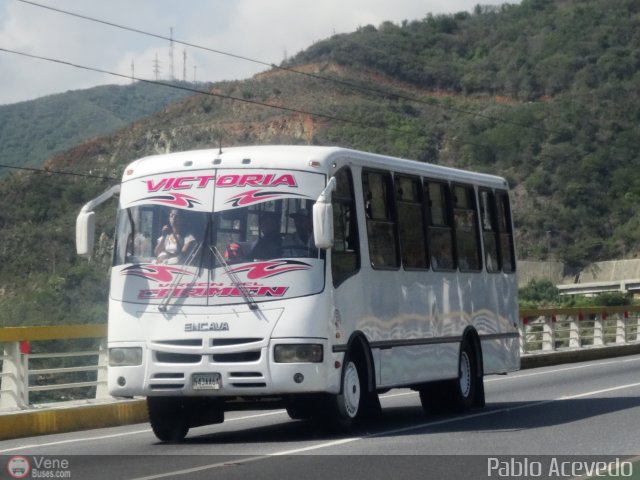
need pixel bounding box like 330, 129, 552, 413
169, 27, 175, 81
153, 52, 161, 80
182, 49, 187, 82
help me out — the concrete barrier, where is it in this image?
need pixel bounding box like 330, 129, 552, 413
0, 399, 147, 441
3, 344, 640, 441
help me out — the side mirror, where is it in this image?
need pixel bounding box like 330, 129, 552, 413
313, 177, 336, 249
75, 184, 120, 259
313, 202, 334, 249
76, 211, 96, 257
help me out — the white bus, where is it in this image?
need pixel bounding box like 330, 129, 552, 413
76, 145, 519, 441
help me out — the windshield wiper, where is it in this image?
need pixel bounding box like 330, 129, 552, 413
157, 241, 203, 313
211, 246, 260, 312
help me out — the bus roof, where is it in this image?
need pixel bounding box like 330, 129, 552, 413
122, 145, 508, 189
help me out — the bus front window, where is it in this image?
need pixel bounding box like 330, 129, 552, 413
216, 200, 320, 265
114, 199, 323, 267
114, 205, 209, 266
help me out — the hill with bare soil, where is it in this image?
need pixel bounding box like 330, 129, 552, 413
2, 0, 640, 324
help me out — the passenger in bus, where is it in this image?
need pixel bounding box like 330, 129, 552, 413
248, 212, 282, 260
154, 208, 196, 263
282, 209, 316, 257
430, 234, 454, 270
224, 241, 245, 264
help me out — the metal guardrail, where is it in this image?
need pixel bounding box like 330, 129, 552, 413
2, 308, 640, 411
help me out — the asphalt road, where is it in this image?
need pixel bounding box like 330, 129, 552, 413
1, 354, 640, 479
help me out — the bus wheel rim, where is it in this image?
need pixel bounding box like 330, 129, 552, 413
343, 361, 360, 418
459, 351, 472, 398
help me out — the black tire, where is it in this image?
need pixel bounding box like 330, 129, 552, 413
147, 397, 189, 442
286, 404, 313, 420
285, 396, 316, 420
419, 338, 481, 413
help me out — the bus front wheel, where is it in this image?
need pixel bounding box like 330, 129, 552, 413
337, 360, 361, 420
147, 397, 189, 442
324, 357, 364, 428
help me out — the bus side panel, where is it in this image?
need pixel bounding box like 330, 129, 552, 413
378, 344, 445, 387
335, 265, 518, 389
476, 272, 519, 374
340, 268, 461, 389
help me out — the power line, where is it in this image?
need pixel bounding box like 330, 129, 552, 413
5, 46, 633, 181
5, 45, 530, 159
20, 0, 640, 163
0, 163, 116, 180
5, 0, 638, 181
0, 46, 455, 145
14, 0, 548, 136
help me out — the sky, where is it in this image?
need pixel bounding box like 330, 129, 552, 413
0, 0, 519, 106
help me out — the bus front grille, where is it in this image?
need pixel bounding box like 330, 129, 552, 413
155, 352, 202, 364
212, 351, 261, 363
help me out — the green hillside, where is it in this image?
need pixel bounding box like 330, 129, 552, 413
1, 0, 640, 326
0, 81, 195, 172
286, 0, 640, 265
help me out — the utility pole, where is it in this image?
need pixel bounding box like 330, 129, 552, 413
131, 59, 135, 83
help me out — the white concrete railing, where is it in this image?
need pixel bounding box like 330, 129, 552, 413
0, 325, 108, 410
2, 309, 640, 411
519, 306, 640, 354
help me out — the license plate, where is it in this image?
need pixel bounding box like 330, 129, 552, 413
192, 373, 222, 390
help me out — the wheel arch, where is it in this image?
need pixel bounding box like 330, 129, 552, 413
343, 331, 376, 393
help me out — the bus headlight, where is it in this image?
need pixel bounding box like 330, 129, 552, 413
109, 347, 143, 366
274, 344, 323, 363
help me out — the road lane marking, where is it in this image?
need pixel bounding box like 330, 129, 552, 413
130, 438, 365, 480
0, 411, 288, 454
559, 381, 640, 400
486, 356, 640, 382
2, 355, 639, 455
129, 380, 640, 479
0, 429, 151, 454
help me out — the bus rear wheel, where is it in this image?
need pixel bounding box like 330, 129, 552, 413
452, 339, 477, 410
147, 397, 189, 442
419, 338, 481, 413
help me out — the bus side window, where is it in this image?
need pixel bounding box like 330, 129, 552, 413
331, 168, 360, 287
362, 170, 400, 269
479, 189, 501, 273
395, 175, 427, 270
496, 191, 516, 273
453, 184, 482, 272
425, 181, 455, 270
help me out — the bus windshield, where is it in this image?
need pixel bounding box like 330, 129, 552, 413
114, 198, 321, 268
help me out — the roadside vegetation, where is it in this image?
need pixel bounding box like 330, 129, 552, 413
2, 0, 640, 325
